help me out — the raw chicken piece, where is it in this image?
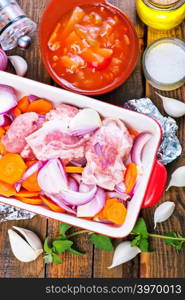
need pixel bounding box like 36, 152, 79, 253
82, 118, 133, 190
2, 112, 39, 153
21, 144, 36, 160
46, 103, 79, 129
26, 119, 88, 161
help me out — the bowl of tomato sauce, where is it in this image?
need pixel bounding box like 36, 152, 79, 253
39, 0, 139, 95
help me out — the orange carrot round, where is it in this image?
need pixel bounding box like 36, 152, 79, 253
0, 140, 7, 155
40, 195, 65, 212
16, 190, 39, 198
16, 196, 42, 205
0, 127, 5, 138
22, 171, 42, 192
0, 180, 16, 197
0, 153, 27, 184
65, 166, 84, 173
17, 96, 29, 113
12, 107, 22, 117
124, 163, 138, 194
27, 99, 53, 114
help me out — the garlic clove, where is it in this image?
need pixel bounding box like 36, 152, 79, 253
156, 92, 185, 118
108, 241, 141, 269
166, 166, 185, 190
8, 55, 28, 77
154, 201, 175, 229
12, 226, 43, 252
8, 229, 38, 263
69, 108, 102, 134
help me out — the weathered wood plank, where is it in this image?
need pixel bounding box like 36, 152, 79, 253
93, 0, 145, 278
0, 0, 50, 278
141, 22, 185, 278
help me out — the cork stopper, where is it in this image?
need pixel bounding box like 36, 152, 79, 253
150, 0, 180, 5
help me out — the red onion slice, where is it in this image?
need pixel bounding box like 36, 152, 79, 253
71, 157, 87, 167
68, 177, 79, 192
107, 192, 131, 202
28, 95, 40, 103
71, 127, 98, 136
59, 185, 97, 206
131, 132, 151, 167
15, 161, 43, 192
115, 182, 126, 194
0, 114, 11, 126
77, 188, 106, 217
37, 159, 68, 194
0, 49, 8, 71
0, 85, 18, 114
46, 193, 77, 215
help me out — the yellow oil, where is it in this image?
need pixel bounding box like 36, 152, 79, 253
136, 0, 185, 30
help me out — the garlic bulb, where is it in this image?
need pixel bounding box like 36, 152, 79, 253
166, 166, 185, 190
108, 241, 141, 269
8, 55, 28, 77
69, 108, 102, 135
8, 226, 43, 263
156, 92, 185, 118
154, 201, 175, 229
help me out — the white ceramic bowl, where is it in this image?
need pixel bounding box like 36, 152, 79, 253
0, 71, 167, 238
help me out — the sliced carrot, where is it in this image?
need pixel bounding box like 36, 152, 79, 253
0, 140, 8, 155
17, 96, 29, 113
12, 107, 22, 117
0, 180, 16, 197
40, 195, 65, 212
22, 171, 41, 192
61, 7, 85, 40
124, 163, 138, 194
129, 129, 139, 137
0, 127, 5, 138
96, 198, 127, 225
65, 166, 84, 174
16, 190, 39, 197
27, 99, 53, 114
16, 196, 42, 205
0, 153, 27, 184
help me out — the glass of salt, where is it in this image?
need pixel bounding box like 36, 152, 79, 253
142, 38, 185, 91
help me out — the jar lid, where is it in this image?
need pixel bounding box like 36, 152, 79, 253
150, 0, 180, 5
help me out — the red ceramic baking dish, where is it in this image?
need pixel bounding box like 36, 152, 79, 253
0, 71, 167, 238
39, 0, 139, 95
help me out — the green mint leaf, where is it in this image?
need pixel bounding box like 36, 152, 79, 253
90, 234, 113, 251
68, 248, 84, 256
52, 253, 63, 264
55, 235, 67, 240
44, 254, 53, 264
131, 235, 141, 247
44, 237, 53, 254
59, 223, 72, 238
139, 238, 149, 252
164, 232, 185, 251
132, 218, 148, 238
52, 240, 73, 254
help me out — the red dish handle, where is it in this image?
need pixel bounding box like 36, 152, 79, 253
142, 159, 167, 208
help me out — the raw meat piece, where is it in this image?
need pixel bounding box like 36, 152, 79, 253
82, 118, 133, 190
2, 112, 39, 153
26, 119, 88, 161
21, 144, 36, 160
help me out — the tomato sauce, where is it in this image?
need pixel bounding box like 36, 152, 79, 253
47, 5, 133, 91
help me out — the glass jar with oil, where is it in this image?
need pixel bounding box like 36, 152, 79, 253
136, 0, 185, 30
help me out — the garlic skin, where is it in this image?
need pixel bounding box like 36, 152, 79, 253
156, 92, 185, 118
8, 55, 28, 77
8, 227, 43, 263
154, 201, 175, 229
108, 241, 141, 269
166, 166, 185, 190
69, 108, 102, 133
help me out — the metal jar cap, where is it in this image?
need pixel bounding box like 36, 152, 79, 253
150, 0, 181, 5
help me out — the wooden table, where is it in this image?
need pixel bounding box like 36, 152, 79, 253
0, 0, 184, 278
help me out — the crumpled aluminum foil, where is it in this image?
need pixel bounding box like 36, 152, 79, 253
124, 97, 182, 165
0, 203, 35, 223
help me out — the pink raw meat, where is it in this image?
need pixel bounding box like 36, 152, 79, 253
2, 112, 39, 153
26, 119, 88, 161
21, 144, 36, 160
82, 118, 133, 190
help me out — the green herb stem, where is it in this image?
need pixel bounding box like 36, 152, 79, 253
67, 230, 93, 238
148, 233, 185, 241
